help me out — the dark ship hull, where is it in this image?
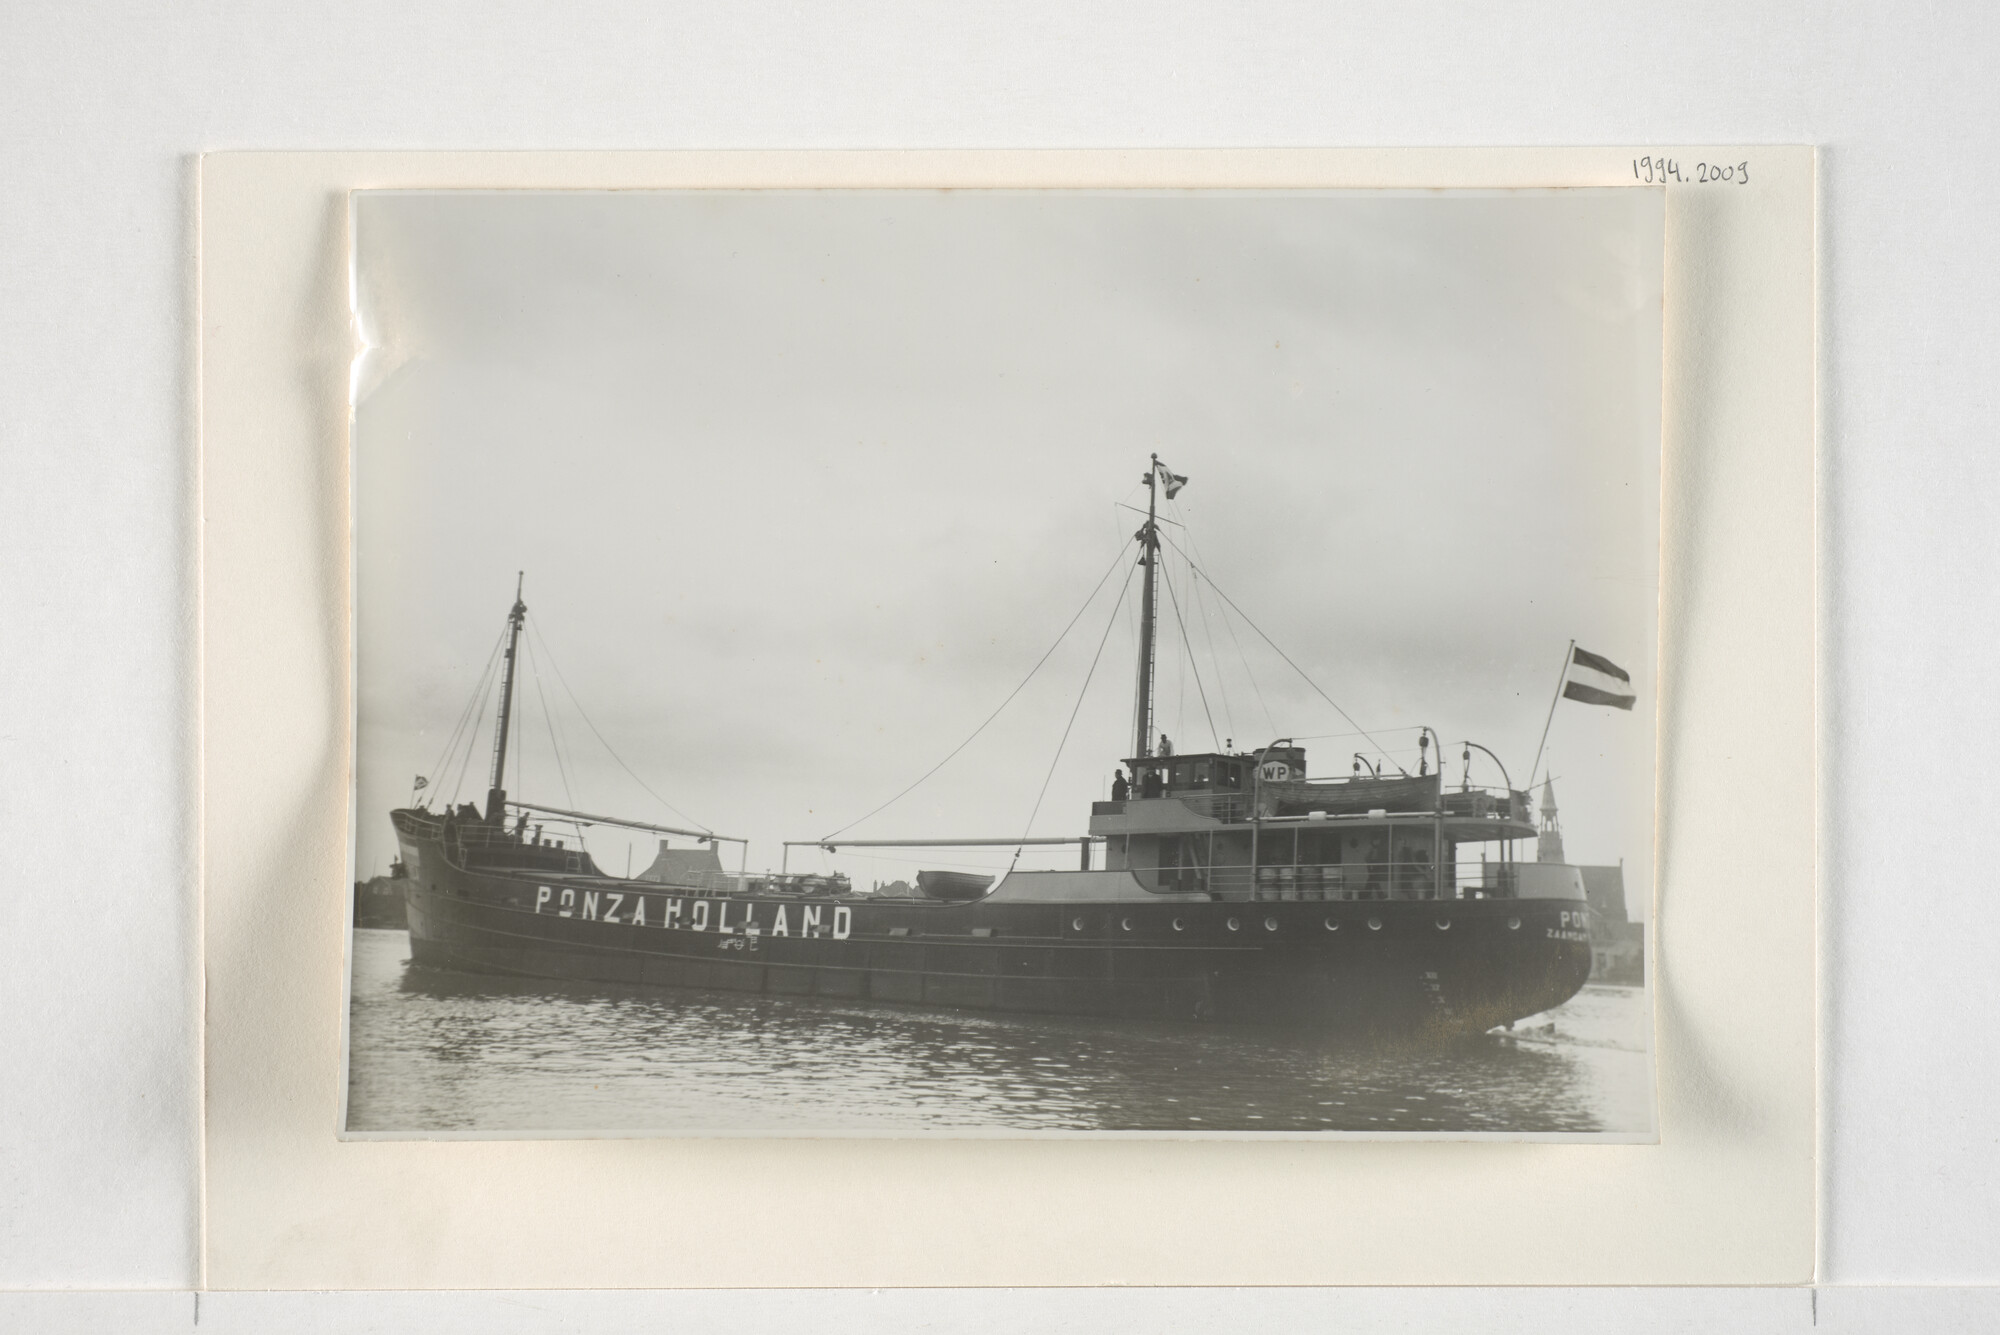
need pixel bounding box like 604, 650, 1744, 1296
393, 810, 1591, 1039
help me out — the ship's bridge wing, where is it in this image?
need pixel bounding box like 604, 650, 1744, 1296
1089, 797, 1228, 836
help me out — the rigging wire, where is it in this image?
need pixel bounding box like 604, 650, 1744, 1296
828, 848, 1013, 875
1169, 496, 1276, 737
1172, 563, 1187, 745
1123, 537, 1142, 702
819, 537, 1137, 843
525, 634, 579, 815
1014, 560, 1138, 861
423, 627, 507, 805
457, 669, 501, 802
1157, 547, 1220, 751
443, 645, 505, 803
535, 633, 591, 819
1289, 725, 1426, 744
524, 615, 713, 834
529, 639, 591, 856
428, 635, 499, 796
1187, 561, 1237, 744
445, 655, 503, 805
1160, 529, 1403, 770
512, 643, 537, 804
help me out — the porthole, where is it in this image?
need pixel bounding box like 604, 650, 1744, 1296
1121, 917, 1134, 932
1263, 916, 1279, 932
1366, 917, 1383, 932
1324, 918, 1339, 931
1072, 916, 1086, 931
1506, 917, 1521, 931
1436, 919, 1452, 931
1172, 917, 1186, 932
1226, 916, 1241, 932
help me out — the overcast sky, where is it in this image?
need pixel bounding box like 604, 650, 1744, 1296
351, 188, 1662, 912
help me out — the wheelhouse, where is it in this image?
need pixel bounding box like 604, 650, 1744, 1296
1094, 746, 1539, 903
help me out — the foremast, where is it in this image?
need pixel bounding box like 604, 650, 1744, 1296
485, 572, 527, 824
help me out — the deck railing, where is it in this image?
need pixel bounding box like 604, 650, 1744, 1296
641, 869, 851, 898
1170, 792, 1253, 820
1119, 784, 1528, 825
1145, 858, 1532, 902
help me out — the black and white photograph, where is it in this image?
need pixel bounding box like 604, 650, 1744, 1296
343, 186, 1663, 1139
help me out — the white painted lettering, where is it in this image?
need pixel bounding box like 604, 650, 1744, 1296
691, 900, 710, 931
743, 903, 758, 936
582, 891, 601, 921
802, 906, 823, 937
664, 899, 683, 928
717, 900, 736, 934
559, 887, 575, 918
833, 905, 852, 940
535, 886, 552, 914
630, 898, 647, 927
771, 906, 789, 937
605, 893, 625, 923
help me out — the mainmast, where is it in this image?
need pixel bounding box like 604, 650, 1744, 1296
1130, 456, 1161, 759
485, 572, 527, 824
1128, 455, 1186, 759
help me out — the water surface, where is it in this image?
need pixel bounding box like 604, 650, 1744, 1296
344, 928, 1654, 1137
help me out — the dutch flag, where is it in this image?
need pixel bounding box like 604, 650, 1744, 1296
1561, 646, 1636, 710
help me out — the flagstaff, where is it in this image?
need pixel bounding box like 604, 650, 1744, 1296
1528, 638, 1574, 790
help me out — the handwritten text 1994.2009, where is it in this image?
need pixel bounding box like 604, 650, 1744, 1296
1633, 156, 1749, 185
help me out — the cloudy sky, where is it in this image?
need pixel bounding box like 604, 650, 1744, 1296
351, 188, 1662, 912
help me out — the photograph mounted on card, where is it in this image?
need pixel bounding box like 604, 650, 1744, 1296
343, 186, 1663, 1140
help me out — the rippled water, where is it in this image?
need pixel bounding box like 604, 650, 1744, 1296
343, 928, 1655, 1137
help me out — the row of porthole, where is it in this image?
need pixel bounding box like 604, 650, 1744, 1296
1075, 915, 1529, 934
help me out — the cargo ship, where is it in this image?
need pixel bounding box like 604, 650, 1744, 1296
390, 460, 1593, 1038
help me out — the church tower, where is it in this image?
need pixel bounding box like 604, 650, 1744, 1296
1537, 776, 1566, 864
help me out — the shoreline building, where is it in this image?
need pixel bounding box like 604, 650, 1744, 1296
1537, 779, 1645, 986
353, 858, 410, 930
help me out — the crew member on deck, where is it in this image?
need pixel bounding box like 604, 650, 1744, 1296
1141, 766, 1164, 798
1111, 769, 1130, 801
